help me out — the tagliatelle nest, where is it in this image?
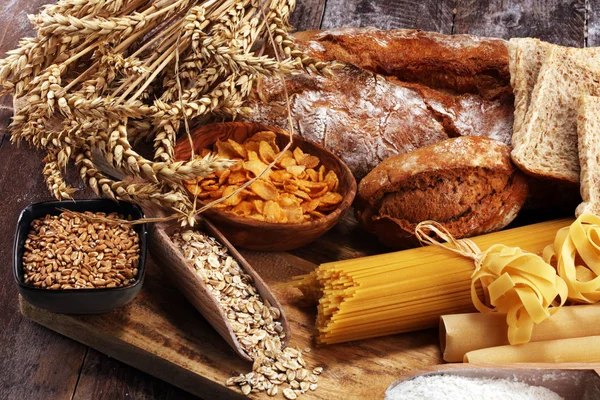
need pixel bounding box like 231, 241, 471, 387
0, 0, 329, 225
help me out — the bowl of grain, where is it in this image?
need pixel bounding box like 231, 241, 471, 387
13, 199, 147, 314
174, 122, 357, 251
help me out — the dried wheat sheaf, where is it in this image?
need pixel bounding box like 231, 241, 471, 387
0, 0, 328, 225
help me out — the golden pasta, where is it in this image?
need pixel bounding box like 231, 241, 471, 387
544, 213, 600, 303
472, 245, 567, 345
464, 335, 600, 363
294, 219, 572, 345
440, 304, 600, 362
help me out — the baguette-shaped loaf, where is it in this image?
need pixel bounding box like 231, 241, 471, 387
355, 137, 528, 248
294, 27, 511, 100
247, 28, 514, 179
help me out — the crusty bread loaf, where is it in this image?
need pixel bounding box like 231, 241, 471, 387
250, 64, 514, 179
511, 46, 600, 183
247, 28, 514, 179
294, 27, 512, 100
576, 95, 600, 217
251, 65, 449, 179
355, 137, 529, 248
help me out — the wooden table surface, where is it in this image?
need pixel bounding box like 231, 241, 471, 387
0, 1, 598, 399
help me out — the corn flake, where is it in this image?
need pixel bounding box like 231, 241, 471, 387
300, 155, 320, 169
264, 200, 287, 223
232, 201, 254, 216
244, 159, 270, 178
324, 170, 339, 191
183, 131, 343, 223
253, 199, 265, 214
250, 179, 278, 201
271, 170, 292, 182
215, 140, 239, 159
227, 139, 248, 158
259, 141, 277, 164
222, 185, 244, 206
286, 165, 306, 177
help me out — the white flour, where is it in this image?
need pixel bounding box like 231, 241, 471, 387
385, 375, 564, 400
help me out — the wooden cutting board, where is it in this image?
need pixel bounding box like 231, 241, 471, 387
20, 211, 579, 399
20, 242, 443, 399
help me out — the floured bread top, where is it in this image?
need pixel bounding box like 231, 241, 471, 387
250, 65, 513, 180
251, 66, 449, 179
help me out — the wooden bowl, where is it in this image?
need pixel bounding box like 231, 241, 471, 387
174, 122, 357, 251
147, 216, 290, 362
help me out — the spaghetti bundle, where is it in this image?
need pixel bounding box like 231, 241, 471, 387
294, 219, 572, 345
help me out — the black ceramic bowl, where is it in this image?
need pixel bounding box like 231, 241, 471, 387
13, 199, 147, 314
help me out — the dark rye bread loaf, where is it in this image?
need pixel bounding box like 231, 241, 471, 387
355, 137, 529, 248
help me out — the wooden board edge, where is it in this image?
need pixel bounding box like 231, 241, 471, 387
386, 362, 600, 400
19, 297, 246, 400
396, 361, 600, 380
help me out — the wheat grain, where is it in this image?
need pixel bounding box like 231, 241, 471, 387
23, 211, 140, 289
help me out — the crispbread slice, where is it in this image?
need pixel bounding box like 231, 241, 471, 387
507, 38, 551, 142
511, 46, 600, 183
576, 95, 600, 217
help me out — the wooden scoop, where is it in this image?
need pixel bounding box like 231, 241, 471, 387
147, 215, 290, 362
385, 363, 600, 400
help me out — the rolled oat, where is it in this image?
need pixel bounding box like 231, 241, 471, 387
170, 230, 322, 398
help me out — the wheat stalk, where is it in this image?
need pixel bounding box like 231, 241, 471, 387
43, 151, 77, 200
1, 0, 328, 225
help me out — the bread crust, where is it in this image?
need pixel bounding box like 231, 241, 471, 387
576, 95, 600, 217
294, 27, 511, 100
355, 137, 529, 248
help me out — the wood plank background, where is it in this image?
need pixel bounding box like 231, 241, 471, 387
0, 0, 595, 399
